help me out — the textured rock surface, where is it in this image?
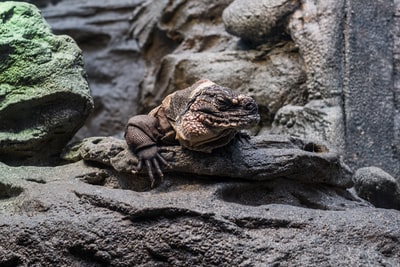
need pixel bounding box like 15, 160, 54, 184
0, 2, 93, 165
344, 0, 400, 176
353, 167, 400, 210
2, 162, 400, 266
288, 0, 346, 101
63, 136, 353, 189
222, 0, 299, 45
270, 99, 345, 149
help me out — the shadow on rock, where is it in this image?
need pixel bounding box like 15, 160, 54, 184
217, 179, 366, 211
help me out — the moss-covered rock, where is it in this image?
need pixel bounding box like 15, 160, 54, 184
0, 1, 93, 165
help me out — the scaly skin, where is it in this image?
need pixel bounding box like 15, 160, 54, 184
125, 79, 260, 187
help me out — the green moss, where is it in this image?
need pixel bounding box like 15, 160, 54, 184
0, 2, 83, 87
0, 127, 45, 142
0, 1, 51, 39
0, 2, 91, 108
0, 39, 52, 84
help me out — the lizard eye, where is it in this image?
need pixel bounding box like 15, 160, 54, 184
216, 98, 231, 111
216, 96, 231, 107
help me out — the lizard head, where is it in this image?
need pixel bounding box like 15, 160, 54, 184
183, 80, 260, 130
165, 80, 259, 151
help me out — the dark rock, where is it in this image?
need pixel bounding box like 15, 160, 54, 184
353, 167, 400, 210
3, 161, 400, 266
63, 135, 353, 189
0, 2, 93, 165
344, 0, 400, 176
224, 0, 349, 146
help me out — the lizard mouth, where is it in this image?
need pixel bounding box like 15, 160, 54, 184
195, 110, 260, 129
186, 84, 260, 129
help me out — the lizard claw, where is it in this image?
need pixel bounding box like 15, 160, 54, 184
156, 153, 170, 168
144, 159, 156, 188
236, 131, 252, 144
135, 146, 169, 187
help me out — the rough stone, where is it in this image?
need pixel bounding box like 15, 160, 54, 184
3, 162, 400, 266
270, 99, 345, 150
393, 0, 400, 168
222, 0, 299, 45
0, 1, 93, 165
353, 167, 400, 210
222, 0, 347, 144
63, 135, 353, 189
129, 0, 234, 51
288, 0, 346, 100
344, 0, 400, 177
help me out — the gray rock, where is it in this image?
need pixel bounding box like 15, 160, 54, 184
222, 0, 348, 143
63, 135, 353, 189
287, 0, 346, 100
222, 0, 299, 45
344, 0, 400, 177
353, 167, 400, 210
270, 99, 345, 151
2, 161, 400, 266
0, 2, 93, 165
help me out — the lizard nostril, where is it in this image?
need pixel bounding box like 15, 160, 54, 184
245, 101, 257, 111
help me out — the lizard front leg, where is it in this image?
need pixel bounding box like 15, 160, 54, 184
124, 115, 169, 187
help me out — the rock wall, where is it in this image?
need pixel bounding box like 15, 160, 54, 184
19, 0, 399, 175
344, 0, 399, 176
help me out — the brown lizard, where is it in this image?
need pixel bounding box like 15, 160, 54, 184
124, 79, 260, 186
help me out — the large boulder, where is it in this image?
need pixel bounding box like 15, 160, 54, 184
0, 1, 93, 165
353, 167, 400, 210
